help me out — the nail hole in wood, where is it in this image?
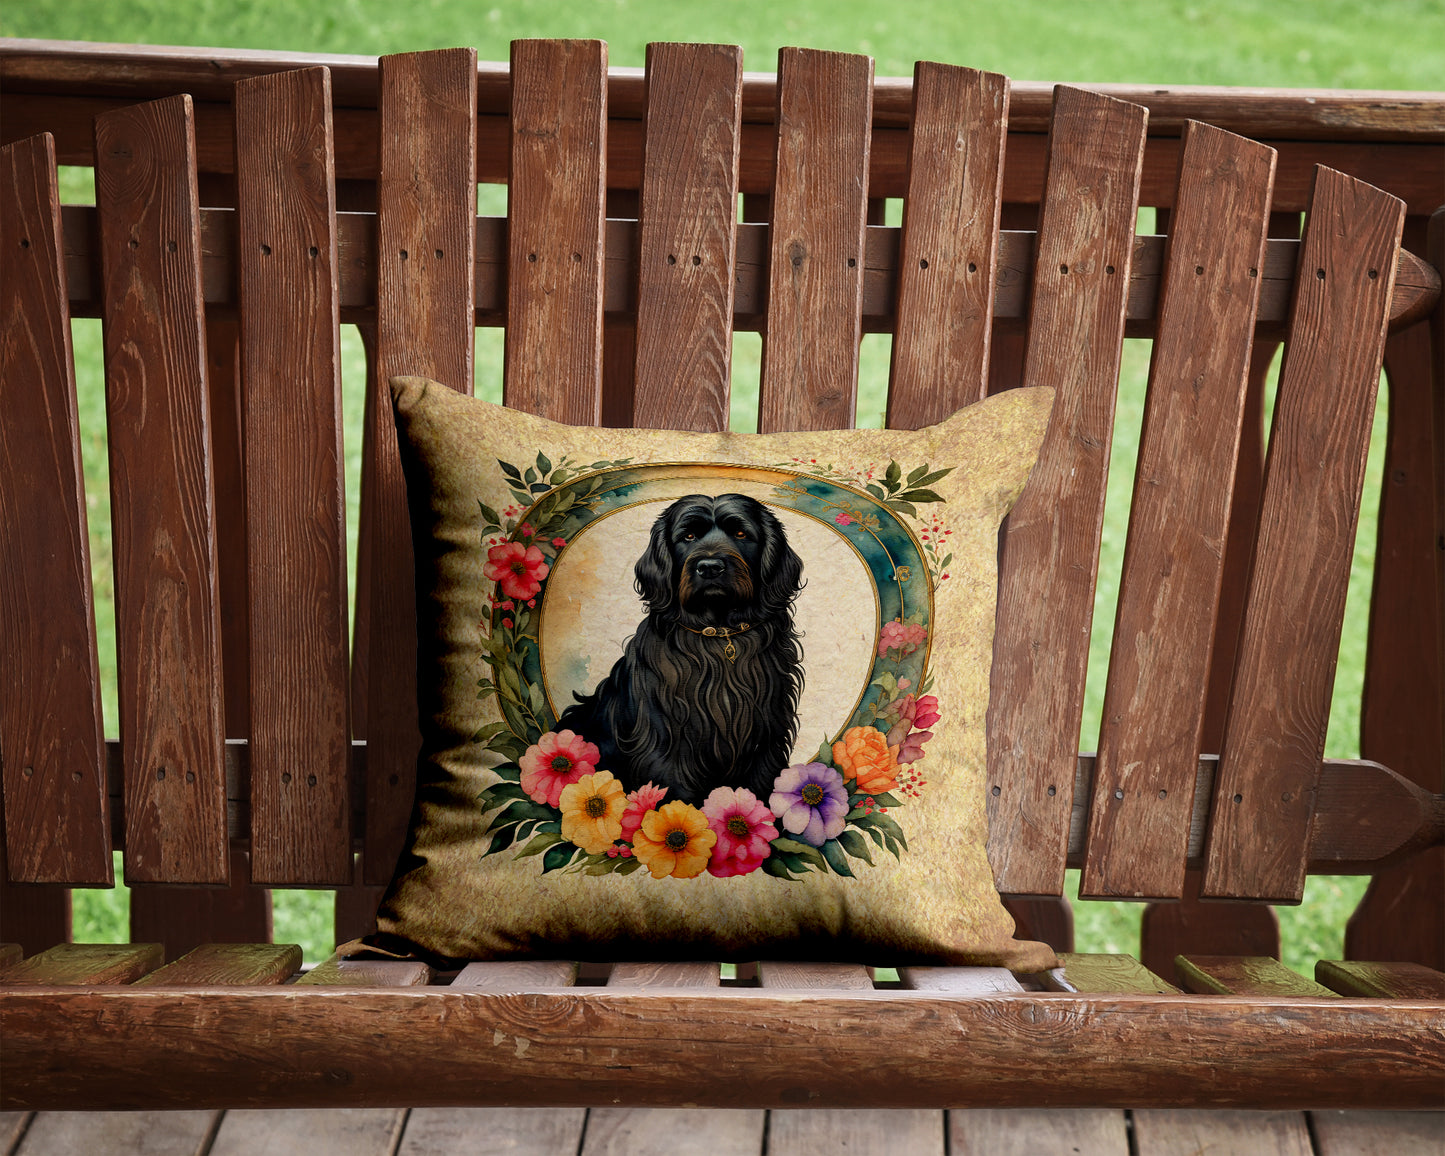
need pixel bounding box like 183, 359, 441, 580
572, 252, 582, 262
282, 772, 292, 784
1233, 793, 1243, 803
1368, 268, 1378, 279
1249, 268, 1258, 277
128, 239, 139, 250
1194, 265, 1204, 275
186, 771, 195, 783
1105, 264, 1115, 275
22, 766, 33, 778
1046, 785, 1056, 797
919, 258, 929, 269
308, 246, 319, 258
847, 257, 857, 268
1113, 788, 1124, 800
1315, 268, 1325, 280
527, 253, 537, 263
19, 238, 30, 249
400, 249, 409, 260
668, 254, 677, 265
692, 255, 701, 266
1059, 263, 1069, 274
435, 249, 444, 260
167, 240, 177, 253
156, 768, 166, 781
967, 261, 977, 273
71, 771, 82, 782
308, 774, 318, 786
260, 244, 271, 256
991, 785, 1000, 797
1158, 789, 1167, 799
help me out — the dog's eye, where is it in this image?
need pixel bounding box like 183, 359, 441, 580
683, 533, 696, 541
735, 530, 747, 539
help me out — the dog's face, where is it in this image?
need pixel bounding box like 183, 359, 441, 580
635, 493, 803, 623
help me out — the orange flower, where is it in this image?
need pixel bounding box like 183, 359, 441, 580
559, 770, 627, 855
631, 801, 717, 879
831, 726, 900, 795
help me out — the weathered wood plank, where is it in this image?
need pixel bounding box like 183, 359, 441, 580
898, 967, 1024, 993
986, 87, 1147, 896
233, 67, 352, 886
209, 1109, 405, 1156
888, 64, 1009, 426
93, 94, 229, 886
757, 48, 873, 434
1139, 869, 1280, 983
1132, 1110, 1313, 1156
504, 39, 606, 424
1316, 960, 1445, 999
361, 48, 478, 887
0, 942, 162, 985
14, 1110, 219, 1156
769, 1110, 943, 1156
399, 1108, 587, 1156
1309, 1110, 1445, 1156
950, 1109, 1128, 1155
128, 846, 272, 962
132, 942, 300, 987
451, 960, 579, 988
0, 1112, 31, 1154
1204, 167, 1406, 902
0, 875, 69, 959
609, 962, 720, 988
0, 133, 111, 885
757, 961, 873, 990
1046, 953, 1181, 994
631, 42, 742, 433
1175, 955, 1337, 997
297, 955, 432, 987
580, 1108, 762, 1156
0, 945, 20, 967
1083, 122, 1275, 901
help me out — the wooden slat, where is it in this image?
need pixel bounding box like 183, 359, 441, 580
1132, 1110, 1312, 1156
129, 846, 271, 962
1, 1112, 31, 1153
359, 48, 478, 887
1046, 953, 1181, 994
757, 48, 873, 434
93, 95, 228, 885
986, 87, 1148, 896
14, 1110, 219, 1156
757, 961, 873, 989
1316, 960, 1445, 999
0, 942, 162, 985
630, 42, 742, 433
1175, 955, 1336, 997
887, 64, 1009, 426
1139, 869, 1279, 983
898, 967, 1024, 993
333, 849, 384, 946
132, 942, 300, 986
1082, 123, 1275, 900
297, 954, 433, 987
950, 1109, 1129, 1156
769, 1110, 944, 1156
399, 1108, 588, 1156
1310, 1110, 1445, 1156
0, 871, 69, 957
0, 133, 110, 885
504, 39, 606, 424
233, 67, 352, 886
451, 960, 578, 988
209, 1109, 405, 1156
0, 945, 20, 967
581, 1108, 763, 1156
1204, 166, 1407, 902
608, 962, 720, 988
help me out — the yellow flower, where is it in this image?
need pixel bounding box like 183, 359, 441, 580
632, 801, 717, 879
559, 770, 627, 854
832, 726, 900, 795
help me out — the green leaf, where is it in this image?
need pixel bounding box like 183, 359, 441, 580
527, 681, 547, 719
473, 720, 510, 743
775, 850, 814, 876
845, 806, 870, 823
884, 461, 901, 490
541, 842, 581, 873
509, 488, 533, 508
477, 781, 530, 809
814, 736, 834, 763
483, 822, 522, 856
881, 831, 903, 860
489, 761, 523, 784
906, 463, 929, 486
494, 799, 557, 825
819, 839, 855, 877
528, 481, 549, 494
489, 732, 529, 761
536, 450, 553, 476
762, 855, 797, 880
550, 468, 572, 485
939, 553, 953, 570
534, 818, 562, 835
478, 500, 502, 525
584, 859, 620, 876
614, 856, 643, 875
870, 812, 909, 850
524, 466, 538, 485
498, 460, 523, 481
865, 482, 887, 500
859, 823, 887, 850
516, 831, 564, 858
886, 500, 919, 519
837, 829, 875, 865
772, 837, 827, 872
869, 792, 903, 808
897, 488, 946, 504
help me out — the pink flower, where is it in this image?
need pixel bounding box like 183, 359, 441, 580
702, 787, 778, 877
484, 541, 550, 601
913, 694, 941, 730
552, 537, 566, 548
896, 678, 911, 691
896, 729, 933, 765
520, 522, 535, 538
878, 618, 927, 659
834, 512, 854, 527
519, 730, 599, 806
619, 781, 668, 842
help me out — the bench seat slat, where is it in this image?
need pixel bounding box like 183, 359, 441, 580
757, 961, 872, 990
1316, 959, 1445, 999
1175, 955, 1337, 997
987, 87, 1148, 896
297, 954, 432, 987
1083, 122, 1276, 901
0, 942, 162, 985
451, 960, 579, 988
897, 966, 1024, 993
128, 846, 271, 960
1045, 953, 1181, 994
0, 133, 111, 886
233, 67, 353, 886
93, 95, 230, 886
1204, 167, 1407, 903
132, 941, 301, 986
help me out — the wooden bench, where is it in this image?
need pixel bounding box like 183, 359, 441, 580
1, 38, 1442, 1113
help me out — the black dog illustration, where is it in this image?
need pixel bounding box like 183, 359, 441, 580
557, 493, 804, 805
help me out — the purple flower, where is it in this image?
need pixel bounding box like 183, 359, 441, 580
769, 762, 849, 847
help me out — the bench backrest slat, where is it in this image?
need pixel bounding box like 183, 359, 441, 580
234, 67, 352, 885
1204, 165, 1406, 904
362, 48, 478, 885
503, 39, 607, 424
986, 86, 1149, 896
93, 95, 229, 884
757, 48, 874, 435
631, 42, 743, 433
1081, 121, 1277, 901
887, 63, 1008, 427
0, 132, 111, 885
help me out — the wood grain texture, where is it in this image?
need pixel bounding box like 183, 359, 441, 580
399, 1108, 587, 1156
451, 960, 579, 988
3, 988, 1443, 1110
1083, 123, 1275, 900
0, 133, 111, 885
233, 67, 352, 885
757, 961, 872, 990
986, 87, 1148, 896
887, 64, 1009, 426
898, 967, 1024, 993
1048, 953, 1181, 994
362, 48, 478, 887
1204, 167, 1407, 903
1176, 955, 1337, 997
1316, 960, 1445, 999
0, 945, 19, 967
297, 955, 433, 987
504, 39, 606, 424
1310, 1110, 1445, 1156
0, 942, 162, 985
93, 95, 228, 885
208, 1109, 405, 1156
757, 48, 874, 434
769, 1110, 943, 1156
132, 942, 300, 986
951, 1109, 1128, 1156
1348, 852, 1445, 972
609, 962, 720, 988
1, 1112, 31, 1154
14, 1110, 219, 1156
0, 869, 69, 957
128, 846, 271, 961
581, 1109, 763, 1156
631, 43, 742, 433
1132, 1110, 1313, 1156
1140, 869, 1280, 981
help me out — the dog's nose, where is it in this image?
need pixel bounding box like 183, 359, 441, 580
694, 557, 726, 579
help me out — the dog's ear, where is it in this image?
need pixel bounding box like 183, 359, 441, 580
756, 502, 804, 617
634, 503, 678, 613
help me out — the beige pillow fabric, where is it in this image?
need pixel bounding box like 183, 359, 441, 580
373, 376, 1057, 971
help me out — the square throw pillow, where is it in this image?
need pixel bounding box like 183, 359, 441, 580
370, 376, 1057, 971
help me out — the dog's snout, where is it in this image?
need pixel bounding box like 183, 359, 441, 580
694, 557, 727, 580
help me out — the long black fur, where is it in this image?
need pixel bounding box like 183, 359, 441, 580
557, 493, 804, 805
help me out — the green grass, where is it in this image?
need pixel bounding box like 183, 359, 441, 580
24, 0, 1434, 969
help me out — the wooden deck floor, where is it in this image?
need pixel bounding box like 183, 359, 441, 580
3, 1108, 1442, 1155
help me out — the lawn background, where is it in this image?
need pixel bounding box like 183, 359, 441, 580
6, 0, 1441, 969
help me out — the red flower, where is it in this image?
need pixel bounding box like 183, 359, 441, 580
520, 522, 535, 537
484, 541, 550, 600
619, 782, 668, 842
519, 730, 599, 807
552, 537, 566, 548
